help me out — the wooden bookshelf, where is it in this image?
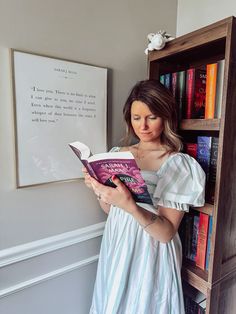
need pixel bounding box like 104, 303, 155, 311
148, 16, 236, 314
193, 203, 214, 216
180, 119, 220, 131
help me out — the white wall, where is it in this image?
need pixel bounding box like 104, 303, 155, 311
177, 0, 236, 36
0, 0, 177, 313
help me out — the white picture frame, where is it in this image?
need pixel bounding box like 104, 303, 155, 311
11, 49, 107, 187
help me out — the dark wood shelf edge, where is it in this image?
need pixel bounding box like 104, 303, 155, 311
192, 203, 214, 216
182, 261, 210, 295
180, 119, 220, 131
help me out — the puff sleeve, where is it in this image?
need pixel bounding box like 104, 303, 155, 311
153, 153, 206, 212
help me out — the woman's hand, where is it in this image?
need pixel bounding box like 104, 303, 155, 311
90, 175, 137, 214
82, 167, 93, 189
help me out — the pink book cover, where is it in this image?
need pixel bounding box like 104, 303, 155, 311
69, 141, 153, 205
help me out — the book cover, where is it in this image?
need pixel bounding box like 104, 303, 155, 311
207, 137, 219, 204
197, 136, 212, 182
190, 213, 200, 262
205, 63, 218, 119
205, 215, 213, 271
160, 74, 165, 85
185, 214, 194, 260
185, 143, 198, 159
164, 73, 172, 90
176, 70, 186, 122
215, 59, 225, 118
171, 72, 178, 99
185, 67, 206, 119
196, 213, 209, 269
69, 141, 153, 205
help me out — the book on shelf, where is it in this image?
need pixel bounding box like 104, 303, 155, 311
197, 136, 212, 182
185, 67, 206, 119
176, 70, 186, 122
196, 213, 209, 270
69, 141, 153, 204
207, 137, 219, 204
189, 213, 200, 262
160, 74, 165, 85
171, 72, 178, 99
184, 214, 194, 260
164, 73, 172, 90
205, 215, 213, 271
215, 59, 225, 118
205, 63, 218, 119
185, 143, 197, 159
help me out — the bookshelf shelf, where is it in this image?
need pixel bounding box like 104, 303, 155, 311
180, 119, 220, 131
148, 16, 236, 313
182, 260, 209, 295
193, 203, 214, 216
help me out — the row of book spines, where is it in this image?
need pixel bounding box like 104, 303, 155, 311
160, 59, 225, 119
185, 136, 219, 204
182, 212, 213, 271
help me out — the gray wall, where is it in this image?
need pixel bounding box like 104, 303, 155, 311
177, 0, 236, 36
0, 0, 177, 313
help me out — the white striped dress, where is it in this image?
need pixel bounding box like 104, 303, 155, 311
90, 150, 205, 314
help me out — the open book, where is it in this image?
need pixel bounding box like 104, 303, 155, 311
69, 141, 153, 205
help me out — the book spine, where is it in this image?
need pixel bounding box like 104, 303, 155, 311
197, 136, 212, 182
186, 68, 195, 118
177, 70, 186, 122
215, 59, 225, 118
190, 213, 200, 262
205, 215, 213, 271
160, 74, 165, 85
207, 137, 219, 204
171, 72, 178, 99
185, 214, 194, 259
185, 143, 198, 159
164, 73, 172, 90
196, 213, 209, 269
193, 67, 206, 119
205, 63, 218, 119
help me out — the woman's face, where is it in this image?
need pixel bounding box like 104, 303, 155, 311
130, 100, 164, 143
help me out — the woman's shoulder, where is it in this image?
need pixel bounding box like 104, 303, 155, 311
160, 152, 205, 178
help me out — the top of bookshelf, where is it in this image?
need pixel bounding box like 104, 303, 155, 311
148, 16, 235, 64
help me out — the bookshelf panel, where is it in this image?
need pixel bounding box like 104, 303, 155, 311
180, 119, 220, 131
193, 203, 214, 216
182, 261, 209, 295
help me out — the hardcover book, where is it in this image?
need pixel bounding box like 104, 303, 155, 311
176, 70, 186, 122
205, 63, 218, 119
215, 59, 225, 118
190, 213, 200, 262
197, 136, 212, 182
207, 137, 219, 204
69, 141, 153, 204
205, 215, 213, 271
186, 67, 206, 119
196, 213, 209, 270
185, 143, 198, 159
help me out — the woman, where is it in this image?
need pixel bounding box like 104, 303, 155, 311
83, 80, 205, 314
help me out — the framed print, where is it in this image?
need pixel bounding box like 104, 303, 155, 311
11, 49, 107, 187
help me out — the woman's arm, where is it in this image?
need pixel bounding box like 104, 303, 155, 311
90, 175, 184, 242
131, 205, 184, 243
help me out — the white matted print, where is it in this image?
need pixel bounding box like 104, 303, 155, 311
11, 49, 107, 187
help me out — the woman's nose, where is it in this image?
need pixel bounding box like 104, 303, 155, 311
140, 119, 148, 130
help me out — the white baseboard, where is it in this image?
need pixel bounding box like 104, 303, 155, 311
0, 254, 99, 299
0, 221, 105, 268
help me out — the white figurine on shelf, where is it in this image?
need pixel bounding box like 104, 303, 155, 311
145, 31, 175, 54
